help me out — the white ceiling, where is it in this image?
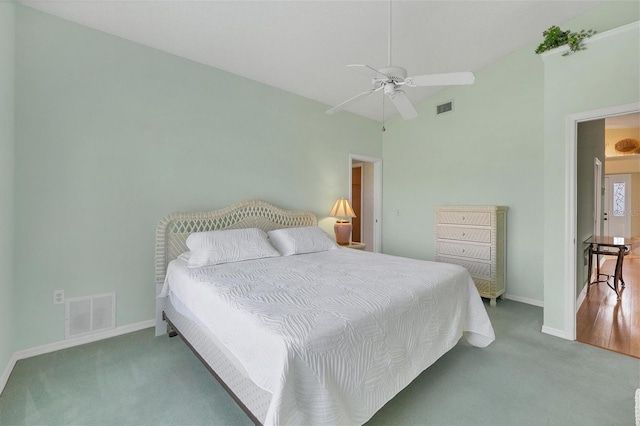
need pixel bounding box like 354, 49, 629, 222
19, 0, 604, 121
606, 112, 640, 129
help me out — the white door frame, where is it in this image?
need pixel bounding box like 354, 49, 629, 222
564, 102, 639, 340
594, 158, 603, 236
349, 154, 382, 253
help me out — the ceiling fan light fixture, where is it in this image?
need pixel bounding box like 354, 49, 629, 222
384, 84, 396, 96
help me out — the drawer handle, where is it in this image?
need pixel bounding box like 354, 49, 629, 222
462, 216, 465, 220
462, 232, 466, 237
462, 249, 466, 253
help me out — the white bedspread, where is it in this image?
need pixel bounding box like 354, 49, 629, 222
160, 249, 494, 426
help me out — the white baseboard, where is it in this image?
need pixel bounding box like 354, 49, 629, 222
541, 325, 570, 340
504, 294, 544, 307
574, 255, 607, 314
0, 319, 154, 396
576, 284, 588, 312
0, 353, 19, 398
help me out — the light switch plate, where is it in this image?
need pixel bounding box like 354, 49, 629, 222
53, 289, 64, 305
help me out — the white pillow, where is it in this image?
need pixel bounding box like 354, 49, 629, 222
268, 226, 338, 256
185, 228, 280, 268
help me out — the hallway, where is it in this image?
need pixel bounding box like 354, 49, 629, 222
576, 255, 639, 358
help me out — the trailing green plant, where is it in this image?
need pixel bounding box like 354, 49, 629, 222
535, 25, 596, 56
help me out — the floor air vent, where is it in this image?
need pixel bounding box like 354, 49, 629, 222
436, 101, 453, 115
65, 292, 116, 339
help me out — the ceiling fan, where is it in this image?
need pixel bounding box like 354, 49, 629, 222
326, 1, 475, 121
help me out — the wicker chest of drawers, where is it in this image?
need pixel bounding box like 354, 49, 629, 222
434, 206, 507, 306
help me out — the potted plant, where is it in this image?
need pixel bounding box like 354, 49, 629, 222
535, 25, 596, 56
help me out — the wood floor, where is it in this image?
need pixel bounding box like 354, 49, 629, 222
576, 254, 639, 358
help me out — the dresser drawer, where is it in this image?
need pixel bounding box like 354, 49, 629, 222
435, 206, 507, 306
437, 241, 491, 261
436, 256, 492, 279
436, 226, 491, 243
436, 211, 491, 226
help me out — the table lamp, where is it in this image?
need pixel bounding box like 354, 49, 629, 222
329, 197, 356, 245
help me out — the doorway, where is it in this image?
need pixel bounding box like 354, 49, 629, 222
565, 103, 639, 341
572, 108, 640, 358
349, 154, 382, 253
351, 164, 362, 243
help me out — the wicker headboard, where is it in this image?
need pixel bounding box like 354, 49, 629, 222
154, 199, 317, 286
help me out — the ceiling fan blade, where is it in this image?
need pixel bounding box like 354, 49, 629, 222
348, 64, 389, 80
389, 90, 418, 120
326, 87, 379, 115
405, 71, 475, 87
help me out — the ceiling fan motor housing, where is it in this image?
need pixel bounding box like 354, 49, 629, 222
378, 66, 408, 83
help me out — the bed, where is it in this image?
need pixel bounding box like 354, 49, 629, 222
155, 200, 495, 426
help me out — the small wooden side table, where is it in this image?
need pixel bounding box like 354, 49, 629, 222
585, 235, 637, 300
344, 242, 366, 250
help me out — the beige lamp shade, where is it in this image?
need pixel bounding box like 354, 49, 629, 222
329, 198, 356, 245
328, 198, 356, 219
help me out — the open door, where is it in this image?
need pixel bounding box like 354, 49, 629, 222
351, 165, 362, 242
349, 154, 382, 253
603, 174, 632, 237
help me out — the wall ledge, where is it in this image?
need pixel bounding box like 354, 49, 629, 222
541, 20, 639, 60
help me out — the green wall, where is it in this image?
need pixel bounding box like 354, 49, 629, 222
0, 1, 16, 382
381, 0, 639, 310
5, 0, 640, 364
13, 6, 380, 351
542, 16, 639, 333
382, 37, 545, 303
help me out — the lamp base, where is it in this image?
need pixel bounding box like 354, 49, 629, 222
334, 220, 352, 245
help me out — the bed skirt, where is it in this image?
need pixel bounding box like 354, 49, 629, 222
162, 300, 272, 425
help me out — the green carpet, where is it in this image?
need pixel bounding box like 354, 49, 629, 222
0, 300, 637, 425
